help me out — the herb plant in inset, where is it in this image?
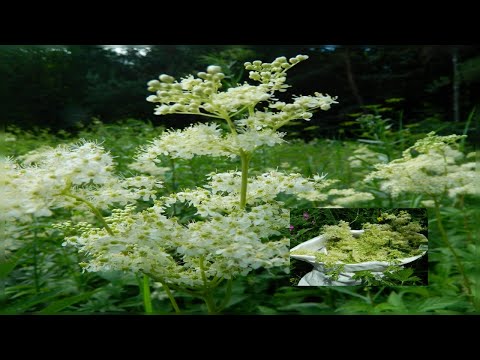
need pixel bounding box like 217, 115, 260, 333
290, 209, 428, 286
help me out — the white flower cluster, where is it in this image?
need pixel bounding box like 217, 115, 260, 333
63, 167, 374, 287
2, 141, 162, 222
137, 55, 338, 170
237, 92, 338, 131
327, 188, 375, 207
61, 172, 298, 288
365, 132, 479, 200
129, 124, 287, 169
244, 55, 308, 92
57, 55, 341, 293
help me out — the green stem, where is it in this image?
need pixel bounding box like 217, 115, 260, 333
174, 111, 224, 119
61, 192, 158, 311
61, 246, 83, 291
170, 158, 177, 215
199, 256, 216, 314
32, 219, 40, 294
159, 280, 181, 314
240, 151, 250, 209
217, 278, 233, 312
203, 292, 217, 314
433, 198, 472, 297
62, 192, 114, 236
220, 111, 237, 135
142, 274, 153, 314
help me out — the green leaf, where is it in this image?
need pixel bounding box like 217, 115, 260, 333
415, 297, 467, 313
330, 287, 370, 302
387, 268, 414, 281
257, 306, 278, 315
335, 302, 373, 314
274, 288, 331, 299
374, 303, 400, 313
278, 302, 330, 314
387, 292, 407, 312
223, 295, 249, 309
39, 290, 100, 314
398, 287, 430, 297
296, 227, 314, 236
0, 245, 31, 279
2, 290, 65, 313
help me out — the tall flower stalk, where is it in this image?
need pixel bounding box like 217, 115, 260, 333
87, 55, 338, 312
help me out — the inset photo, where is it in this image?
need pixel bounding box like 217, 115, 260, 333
289, 208, 428, 286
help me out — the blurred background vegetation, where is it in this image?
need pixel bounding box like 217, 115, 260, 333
1, 45, 479, 138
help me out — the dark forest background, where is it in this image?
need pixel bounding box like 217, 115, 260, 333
1, 44, 479, 139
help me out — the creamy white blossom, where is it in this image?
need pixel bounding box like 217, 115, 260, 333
138, 55, 338, 173
327, 188, 375, 206
2, 141, 162, 222
61, 175, 293, 287
365, 132, 478, 200
58, 55, 338, 296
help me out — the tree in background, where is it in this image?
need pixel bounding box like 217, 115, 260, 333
1, 45, 478, 136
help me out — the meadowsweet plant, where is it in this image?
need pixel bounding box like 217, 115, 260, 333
365, 132, 478, 203
41, 55, 341, 313
365, 132, 478, 300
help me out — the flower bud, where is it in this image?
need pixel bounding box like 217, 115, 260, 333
207, 65, 222, 74
171, 104, 184, 112
296, 54, 309, 61
159, 74, 175, 83
147, 80, 160, 87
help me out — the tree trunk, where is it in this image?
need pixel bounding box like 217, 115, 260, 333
343, 47, 364, 108
452, 47, 460, 122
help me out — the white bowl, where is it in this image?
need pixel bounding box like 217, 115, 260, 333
290, 230, 427, 273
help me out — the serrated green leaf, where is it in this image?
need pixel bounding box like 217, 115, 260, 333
386, 268, 414, 281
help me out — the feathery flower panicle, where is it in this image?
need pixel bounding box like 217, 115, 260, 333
56, 55, 339, 300
2, 142, 162, 222
135, 55, 338, 170
62, 172, 294, 285
365, 132, 478, 201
